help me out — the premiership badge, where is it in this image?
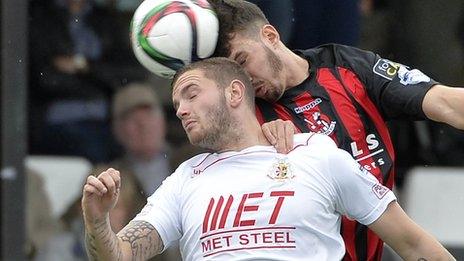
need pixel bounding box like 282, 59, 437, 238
268, 157, 294, 181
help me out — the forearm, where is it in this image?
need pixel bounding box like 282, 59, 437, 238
423, 85, 464, 129
440, 87, 464, 129
393, 230, 455, 261
84, 215, 125, 261
370, 202, 456, 261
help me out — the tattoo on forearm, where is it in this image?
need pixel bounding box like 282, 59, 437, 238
85, 217, 123, 261
85, 232, 99, 260
118, 221, 163, 259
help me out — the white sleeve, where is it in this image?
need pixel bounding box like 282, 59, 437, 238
328, 148, 396, 225
132, 169, 183, 250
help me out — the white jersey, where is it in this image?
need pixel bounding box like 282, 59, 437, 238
133, 133, 395, 260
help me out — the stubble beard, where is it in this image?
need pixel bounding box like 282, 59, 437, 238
189, 97, 241, 151
263, 45, 285, 103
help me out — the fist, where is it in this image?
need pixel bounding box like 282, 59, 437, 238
81, 168, 121, 222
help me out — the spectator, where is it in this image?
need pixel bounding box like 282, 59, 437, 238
111, 82, 171, 196
28, 0, 142, 163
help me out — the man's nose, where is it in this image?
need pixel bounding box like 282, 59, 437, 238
176, 102, 189, 119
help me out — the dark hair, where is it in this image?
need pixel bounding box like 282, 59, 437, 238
208, 0, 269, 57
172, 57, 255, 107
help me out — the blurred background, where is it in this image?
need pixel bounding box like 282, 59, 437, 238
1, 0, 464, 260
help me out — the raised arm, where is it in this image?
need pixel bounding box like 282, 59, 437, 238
423, 84, 464, 130
82, 168, 163, 261
368, 201, 455, 261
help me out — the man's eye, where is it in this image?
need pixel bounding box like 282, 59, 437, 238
189, 94, 197, 100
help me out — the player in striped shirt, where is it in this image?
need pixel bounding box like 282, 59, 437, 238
209, 0, 464, 260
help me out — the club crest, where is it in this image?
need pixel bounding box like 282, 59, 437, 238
268, 158, 294, 181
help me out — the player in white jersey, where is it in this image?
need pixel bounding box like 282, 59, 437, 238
82, 57, 455, 261
132, 132, 397, 260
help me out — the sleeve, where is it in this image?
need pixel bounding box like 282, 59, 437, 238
327, 148, 396, 225
331, 44, 439, 120
132, 169, 183, 251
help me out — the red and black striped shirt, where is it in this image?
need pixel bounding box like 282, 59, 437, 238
255, 44, 438, 261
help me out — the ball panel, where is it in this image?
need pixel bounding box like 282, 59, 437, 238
131, 0, 218, 79
195, 7, 218, 58
149, 13, 193, 62
132, 41, 177, 78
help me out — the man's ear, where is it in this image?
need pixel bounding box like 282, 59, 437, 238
261, 24, 280, 48
227, 80, 246, 108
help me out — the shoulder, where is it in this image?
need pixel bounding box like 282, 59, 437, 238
292, 133, 337, 150
289, 133, 340, 168
291, 133, 355, 170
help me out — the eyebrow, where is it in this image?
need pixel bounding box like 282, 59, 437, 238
172, 83, 197, 110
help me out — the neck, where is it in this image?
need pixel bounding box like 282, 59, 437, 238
215, 113, 271, 153
282, 47, 309, 90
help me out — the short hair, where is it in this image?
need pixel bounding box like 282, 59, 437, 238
208, 0, 269, 57
172, 57, 255, 107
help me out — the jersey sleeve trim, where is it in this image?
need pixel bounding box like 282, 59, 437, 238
131, 216, 173, 251
356, 193, 396, 225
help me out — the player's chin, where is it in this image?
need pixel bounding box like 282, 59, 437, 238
262, 94, 282, 103
263, 91, 283, 103
187, 132, 204, 147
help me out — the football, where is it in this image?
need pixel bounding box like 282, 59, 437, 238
131, 0, 219, 79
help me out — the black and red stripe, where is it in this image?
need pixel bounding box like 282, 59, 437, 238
256, 66, 394, 261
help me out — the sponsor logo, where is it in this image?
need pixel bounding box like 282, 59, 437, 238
268, 158, 294, 181
358, 164, 371, 176
397, 66, 430, 85
372, 184, 389, 199
374, 59, 431, 85
350, 133, 387, 171
201, 191, 296, 257
294, 98, 322, 114
192, 168, 202, 178
373, 59, 403, 80
304, 112, 336, 135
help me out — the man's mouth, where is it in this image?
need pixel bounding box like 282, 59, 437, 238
183, 119, 196, 130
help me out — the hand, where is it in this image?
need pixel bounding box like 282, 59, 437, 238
261, 119, 296, 154
82, 168, 121, 223
53, 55, 88, 74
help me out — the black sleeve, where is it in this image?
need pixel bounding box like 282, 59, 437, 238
330, 44, 439, 120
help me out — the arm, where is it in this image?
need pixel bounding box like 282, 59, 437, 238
331, 45, 439, 120
423, 84, 464, 130
84, 214, 123, 261
325, 148, 454, 260
82, 168, 163, 260
85, 218, 163, 261
116, 220, 163, 259
368, 201, 455, 261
